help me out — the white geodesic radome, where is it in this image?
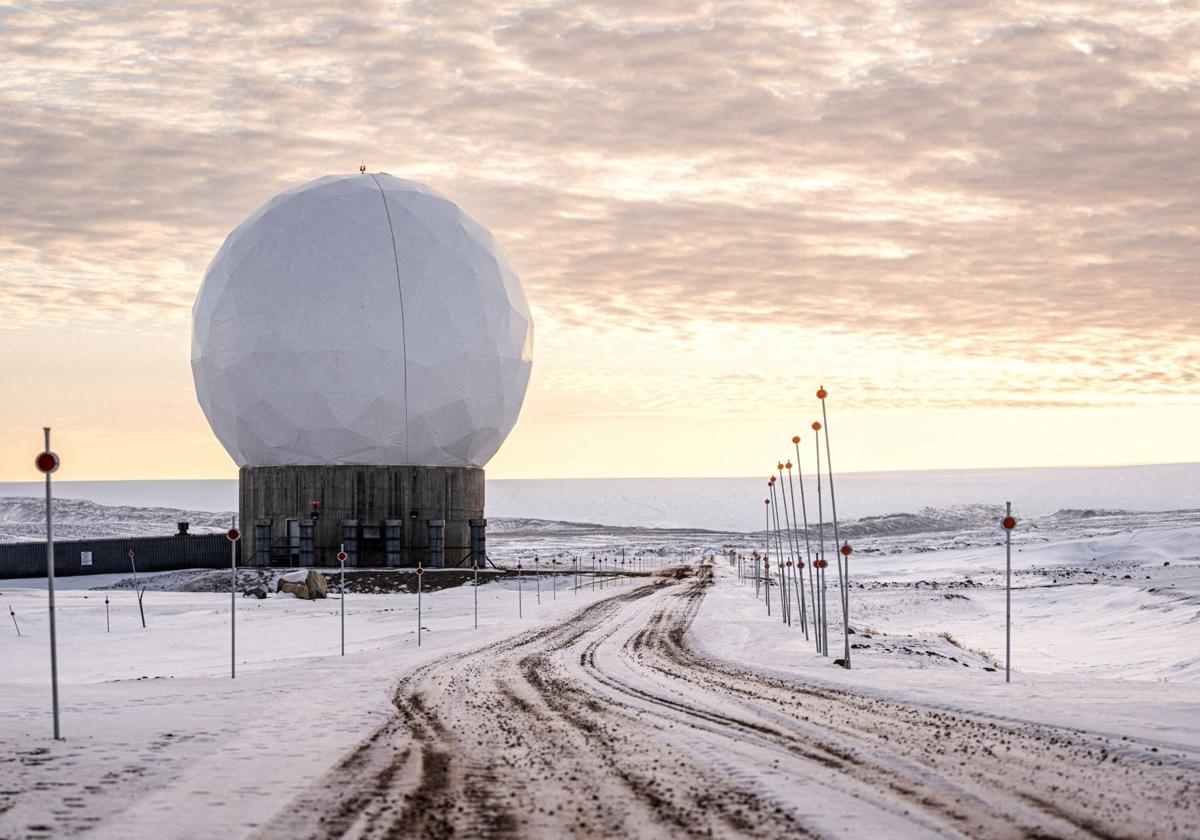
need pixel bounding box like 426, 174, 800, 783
191, 173, 533, 468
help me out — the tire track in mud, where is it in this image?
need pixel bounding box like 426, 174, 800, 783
258, 566, 1198, 839
257, 577, 809, 839
604, 564, 1199, 839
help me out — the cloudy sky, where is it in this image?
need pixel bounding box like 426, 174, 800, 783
2, 0, 1197, 481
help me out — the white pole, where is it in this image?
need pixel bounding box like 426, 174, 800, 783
417, 567, 423, 646
43, 428, 61, 741
536, 556, 541, 604
473, 561, 479, 629
518, 561, 523, 618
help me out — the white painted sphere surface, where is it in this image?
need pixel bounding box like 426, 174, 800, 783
191, 173, 533, 468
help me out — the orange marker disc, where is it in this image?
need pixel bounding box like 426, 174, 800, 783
791, 435, 800, 444
1002, 516, 1017, 530
817, 388, 827, 399
812, 421, 822, 431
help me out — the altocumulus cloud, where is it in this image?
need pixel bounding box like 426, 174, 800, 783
0, 0, 1197, 410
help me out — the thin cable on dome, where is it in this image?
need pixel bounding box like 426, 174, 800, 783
369, 173, 411, 461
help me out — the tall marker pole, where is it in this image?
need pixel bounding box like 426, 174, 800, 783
769, 478, 788, 625
784, 458, 808, 637
776, 465, 798, 626
35, 431, 61, 740
813, 422, 828, 656
763, 558, 771, 616
228, 521, 241, 679
416, 563, 424, 646
535, 555, 541, 605
819, 388, 851, 669
778, 463, 800, 628
338, 546, 347, 656
517, 561, 523, 618
473, 560, 479, 629
792, 436, 819, 649
1003, 505, 1016, 683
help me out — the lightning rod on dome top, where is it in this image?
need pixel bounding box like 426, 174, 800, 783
359, 163, 366, 173
813, 422, 829, 656
784, 457, 809, 638
819, 387, 851, 670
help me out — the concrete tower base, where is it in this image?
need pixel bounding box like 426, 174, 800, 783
239, 465, 484, 568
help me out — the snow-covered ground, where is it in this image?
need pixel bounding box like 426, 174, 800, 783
0, 564, 623, 838
2, 494, 1198, 837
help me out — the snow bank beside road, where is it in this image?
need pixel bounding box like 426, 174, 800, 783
692, 535, 1200, 753
0, 576, 620, 839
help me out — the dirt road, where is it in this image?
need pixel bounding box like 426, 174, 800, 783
259, 566, 1199, 839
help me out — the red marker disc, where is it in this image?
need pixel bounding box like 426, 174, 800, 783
35, 451, 59, 474
817, 388, 827, 399
227, 528, 241, 542
337, 551, 347, 562
1002, 516, 1017, 530
840, 544, 852, 556
416, 566, 424, 576
792, 435, 800, 444
811, 421, 822, 431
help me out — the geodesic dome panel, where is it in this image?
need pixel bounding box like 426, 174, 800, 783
191, 173, 534, 468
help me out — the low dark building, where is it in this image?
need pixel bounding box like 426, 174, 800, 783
240, 464, 484, 568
